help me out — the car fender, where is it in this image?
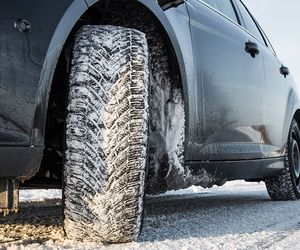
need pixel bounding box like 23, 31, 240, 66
32, 0, 88, 145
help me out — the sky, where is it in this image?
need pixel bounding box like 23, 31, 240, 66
243, 0, 300, 84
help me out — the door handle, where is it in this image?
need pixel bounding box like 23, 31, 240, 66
280, 65, 289, 78
157, 0, 184, 10
245, 41, 260, 58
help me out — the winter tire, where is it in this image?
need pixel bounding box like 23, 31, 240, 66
63, 25, 149, 243
265, 119, 300, 200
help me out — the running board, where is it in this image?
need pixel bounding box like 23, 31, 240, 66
0, 179, 19, 216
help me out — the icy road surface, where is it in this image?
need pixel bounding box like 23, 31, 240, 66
1, 181, 300, 249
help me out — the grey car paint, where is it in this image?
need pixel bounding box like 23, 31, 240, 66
0, 0, 298, 181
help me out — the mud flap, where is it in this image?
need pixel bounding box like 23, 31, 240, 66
0, 179, 19, 216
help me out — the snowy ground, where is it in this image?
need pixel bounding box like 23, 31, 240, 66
1, 181, 300, 249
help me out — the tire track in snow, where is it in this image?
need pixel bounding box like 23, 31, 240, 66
1, 181, 300, 249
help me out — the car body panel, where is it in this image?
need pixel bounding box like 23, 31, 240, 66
0, 146, 43, 178
233, 0, 300, 157
31, 0, 88, 146
189, 157, 284, 181
0, 0, 87, 148
0, 0, 87, 177
186, 0, 265, 161
0, 0, 298, 182
261, 45, 294, 157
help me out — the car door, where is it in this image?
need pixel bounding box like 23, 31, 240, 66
261, 45, 294, 158
237, 1, 296, 158
186, 0, 265, 161
235, 0, 295, 159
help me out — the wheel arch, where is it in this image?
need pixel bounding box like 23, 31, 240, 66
32, 0, 189, 146
283, 89, 300, 146
281, 89, 296, 147
293, 109, 300, 129
136, 0, 189, 119
27, 0, 190, 186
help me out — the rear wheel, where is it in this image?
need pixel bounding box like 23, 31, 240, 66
265, 119, 300, 200
63, 25, 149, 243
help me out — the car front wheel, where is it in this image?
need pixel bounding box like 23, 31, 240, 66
63, 25, 149, 243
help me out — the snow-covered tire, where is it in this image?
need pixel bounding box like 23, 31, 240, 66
63, 25, 149, 243
265, 119, 300, 200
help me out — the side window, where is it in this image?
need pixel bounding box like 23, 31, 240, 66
257, 23, 277, 55
201, 0, 238, 23
236, 1, 266, 45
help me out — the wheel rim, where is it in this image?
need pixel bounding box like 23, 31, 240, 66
291, 127, 300, 188
292, 139, 300, 179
